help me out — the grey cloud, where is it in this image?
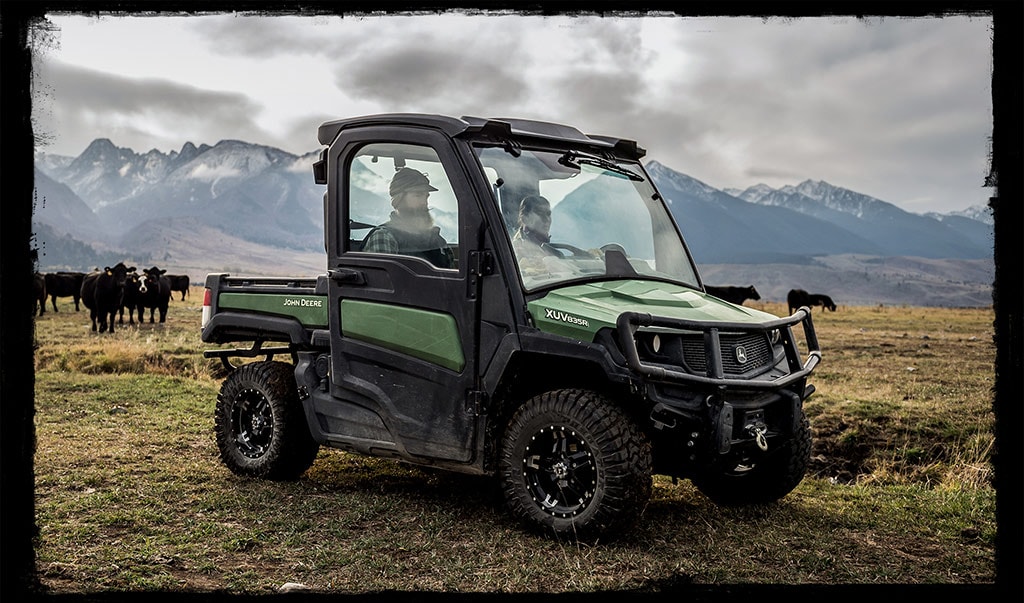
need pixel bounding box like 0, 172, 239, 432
338, 45, 527, 108
283, 112, 338, 153
32, 12, 993, 213
192, 14, 330, 58
637, 16, 992, 208
34, 60, 268, 155
560, 16, 650, 65
550, 70, 649, 125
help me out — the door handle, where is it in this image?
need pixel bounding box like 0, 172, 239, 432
329, 268, 365, 285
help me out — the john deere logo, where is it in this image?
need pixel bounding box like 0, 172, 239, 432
734, 345, 748, 364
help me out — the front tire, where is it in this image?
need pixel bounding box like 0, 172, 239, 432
214, 361, 319, 481
692, 407, 812, 505
499, 389, 652, 542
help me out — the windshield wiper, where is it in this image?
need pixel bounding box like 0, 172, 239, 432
558, 151, 644, 182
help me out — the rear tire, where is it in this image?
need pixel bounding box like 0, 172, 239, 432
214, 361, 319, 481
499, 389, 652, 542
692, 407, 812, 505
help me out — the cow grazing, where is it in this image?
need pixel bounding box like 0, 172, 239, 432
809, 293, 837, 312
705, 285, 761, 306
787, 288, 838, 314
81, 263, 135, 333
34, 272, 47, 316
166, 274, 190, 300
44, 271, 86, 312
137, 266, 172, 323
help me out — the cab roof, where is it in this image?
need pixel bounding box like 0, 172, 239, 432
316, 113, 646, 160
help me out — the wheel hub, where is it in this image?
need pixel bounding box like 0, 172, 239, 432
233, 388, 274, 459
522, 425, 597, 517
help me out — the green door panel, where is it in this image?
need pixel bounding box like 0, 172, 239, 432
340, 299, 466, 372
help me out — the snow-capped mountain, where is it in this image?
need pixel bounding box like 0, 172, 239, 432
928, 204, 994, 226
647, 161, 885, 263
36, 139, 327, 258
30, 139, 994, 306
38, 138, 200, 211
725, 178, 992, 260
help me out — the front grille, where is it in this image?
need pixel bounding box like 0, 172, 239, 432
680, 332, 772, 375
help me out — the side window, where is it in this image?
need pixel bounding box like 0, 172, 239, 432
348, 143, 458, 270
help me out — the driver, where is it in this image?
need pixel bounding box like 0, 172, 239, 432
512, 195, 562, 260
513, 195, 580, 280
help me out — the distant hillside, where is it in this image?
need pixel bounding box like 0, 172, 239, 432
32, 168, 112, 244
118, 216, 326, 280
700, 255, 993, 308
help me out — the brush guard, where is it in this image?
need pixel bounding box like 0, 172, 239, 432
615, 306, 820, 389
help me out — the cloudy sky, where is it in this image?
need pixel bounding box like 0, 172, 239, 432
30, 10, 994, 215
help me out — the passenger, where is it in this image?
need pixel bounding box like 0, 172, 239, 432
363, 167, 454, 268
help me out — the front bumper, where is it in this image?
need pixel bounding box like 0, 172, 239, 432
615, 306, 820, 390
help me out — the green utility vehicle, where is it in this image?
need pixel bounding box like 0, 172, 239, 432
201, 113, 821, 541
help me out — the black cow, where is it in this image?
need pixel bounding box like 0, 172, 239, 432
705, 285, 761, 306
166, 274, 190, 300
34, 272, 47, 316
44, 271, 86, 312
81, 263, 135, 333
137, 266, 172, 323
810, 293, 838, 312
787, 288, 838, 314
119, 268, 143, 325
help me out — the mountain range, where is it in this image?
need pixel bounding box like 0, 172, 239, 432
32, 138, 994, 308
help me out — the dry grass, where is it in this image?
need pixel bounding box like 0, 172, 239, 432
29, 290, 997, 594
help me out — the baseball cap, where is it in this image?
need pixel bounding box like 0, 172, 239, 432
390, 167, 438, 196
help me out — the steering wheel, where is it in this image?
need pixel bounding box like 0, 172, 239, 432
547, 243, 596, 258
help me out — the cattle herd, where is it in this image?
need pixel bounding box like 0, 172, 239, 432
703, 284, 838, 315
33, 271, 834, 333
32, 266, 191, 334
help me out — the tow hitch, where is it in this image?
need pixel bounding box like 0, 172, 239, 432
746, 421, 769, 451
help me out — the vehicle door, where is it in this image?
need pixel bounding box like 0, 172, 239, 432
324, 127, 488, 463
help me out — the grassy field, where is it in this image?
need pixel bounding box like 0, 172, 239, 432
29, 290, 997, 594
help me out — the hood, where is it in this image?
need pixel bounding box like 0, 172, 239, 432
527, 279, 779, 341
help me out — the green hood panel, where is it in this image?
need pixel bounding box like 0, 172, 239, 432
528, 280, 779, 341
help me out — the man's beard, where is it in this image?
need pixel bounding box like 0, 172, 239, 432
396, 205, 434, 232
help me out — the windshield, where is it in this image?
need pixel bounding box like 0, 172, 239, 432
474, 145, 700, 292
